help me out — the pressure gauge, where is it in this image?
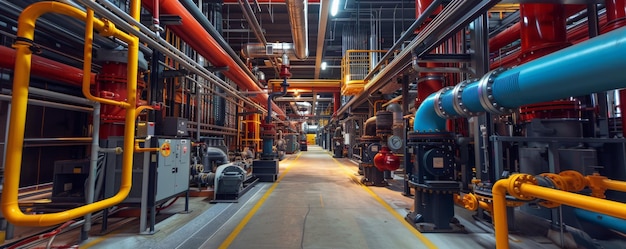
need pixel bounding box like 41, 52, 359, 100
387, 135, 403, 150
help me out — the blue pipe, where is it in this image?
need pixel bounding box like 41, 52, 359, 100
414, 26, 626, 132
575, 208, 626, 234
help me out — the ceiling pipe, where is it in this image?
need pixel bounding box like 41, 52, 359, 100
285, 0, 309, 60
413, 26, 626, 132
237, 0, 280, 74
0, 45, 95, 87
179, 0, 263, 88
141, 0, 286, 118
314, 0, 330, 79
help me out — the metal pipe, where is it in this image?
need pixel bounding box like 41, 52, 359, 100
364, 0, 442, 82
414, 26, 626, 132
140, 0, 286, 117
493, 174, 626, 249
575, 208, 626, 234
285, 0, 309, 59
1, 1, 138, 227
77, 0, 268, 114
0, 45, 95, 87
0, 94, 93, 113
180, 0, 262, 88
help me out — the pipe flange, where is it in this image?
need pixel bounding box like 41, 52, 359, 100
508, 174, 537, 201
559, 170, 585, 192
434, 86, 454, 119
477, 68, 514, 115
452, 79, 478, 117
540, 173, 566, 191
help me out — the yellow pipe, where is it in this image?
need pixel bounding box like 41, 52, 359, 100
493, 174, 626, 249
135, 105, 154, 119
601, 178, 626, 192
135, 141, 159, 153
83, 10, 130, 108
1, 1, 140, 227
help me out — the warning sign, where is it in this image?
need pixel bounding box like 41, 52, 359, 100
160, 141, 171, 157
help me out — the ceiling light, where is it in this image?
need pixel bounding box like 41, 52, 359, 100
331, 0, 340, 17
321, 62, 327, 70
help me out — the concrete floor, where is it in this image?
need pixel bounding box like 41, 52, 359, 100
10, 145, 611, 248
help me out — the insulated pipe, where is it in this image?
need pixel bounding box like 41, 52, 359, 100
0, 46, 95, 87
2, 1, 138, 227
493, 174, 626, 249
285, 0, 309, 59
489, 22, 520, 51
141, 0, 285, 118
179, 0, 261, 88
414, 26, 626, 132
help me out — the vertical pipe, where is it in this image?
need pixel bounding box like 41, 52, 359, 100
333, 92, 340, 115
519, 3, 569, 63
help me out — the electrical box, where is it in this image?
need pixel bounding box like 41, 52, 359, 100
137, 121, 155, 138
161, 117, 188, 137
51, 159, 90, 203
103, 137, 190, 204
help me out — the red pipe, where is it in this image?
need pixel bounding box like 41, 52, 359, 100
603, 0, 626, 33
333, 92, 340, 115
489, 22, 521, 52
0, 46, 95, 86
142, 1, 285, 118
519, 3, 569, 63
489, 5, 585, 52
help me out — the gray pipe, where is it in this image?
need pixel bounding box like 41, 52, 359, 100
285, 0, 309, 59
180, 0, 261, 87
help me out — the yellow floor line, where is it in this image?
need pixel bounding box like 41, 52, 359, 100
331, 157, 439, 249
218, 152, 302, 249
81, 228, 122, 248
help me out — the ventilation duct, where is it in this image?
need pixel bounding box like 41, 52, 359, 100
285, 0, 309, 59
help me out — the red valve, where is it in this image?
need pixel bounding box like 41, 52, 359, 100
374, 146, 400, 171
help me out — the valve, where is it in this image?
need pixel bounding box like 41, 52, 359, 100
373, 146, 400, 171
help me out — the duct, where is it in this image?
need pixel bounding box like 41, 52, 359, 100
274, 97, 333, 102
179, 0, 262, 88
364, 117, 377, 136
244, 43, 299, 60
414, 26, 626, 132
285, 0, 309, 59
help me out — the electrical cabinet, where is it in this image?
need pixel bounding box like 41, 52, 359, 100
103, 137, 190, 204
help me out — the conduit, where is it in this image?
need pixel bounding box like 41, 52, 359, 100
142, 0, 285, 118
414, 26, 626, 132
0, 46, 95, 86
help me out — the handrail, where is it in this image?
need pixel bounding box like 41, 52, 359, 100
492, 174, 626, 249
1, 1, 140, 227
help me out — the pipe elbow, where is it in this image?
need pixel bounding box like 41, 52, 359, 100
413, 95, 446, 132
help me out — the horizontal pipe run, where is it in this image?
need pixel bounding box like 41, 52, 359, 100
78, 0, 267, 114
415, 26, 626, 132
0, 46, 96, 87
141, 0, 286, 118
575, 208, 626, 234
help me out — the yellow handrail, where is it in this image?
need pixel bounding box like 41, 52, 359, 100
1, 1, 140, 227
492, 174, 626, 249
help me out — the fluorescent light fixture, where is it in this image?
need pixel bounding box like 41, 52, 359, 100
331, 0, 340, 17
321, 61, 327, 70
